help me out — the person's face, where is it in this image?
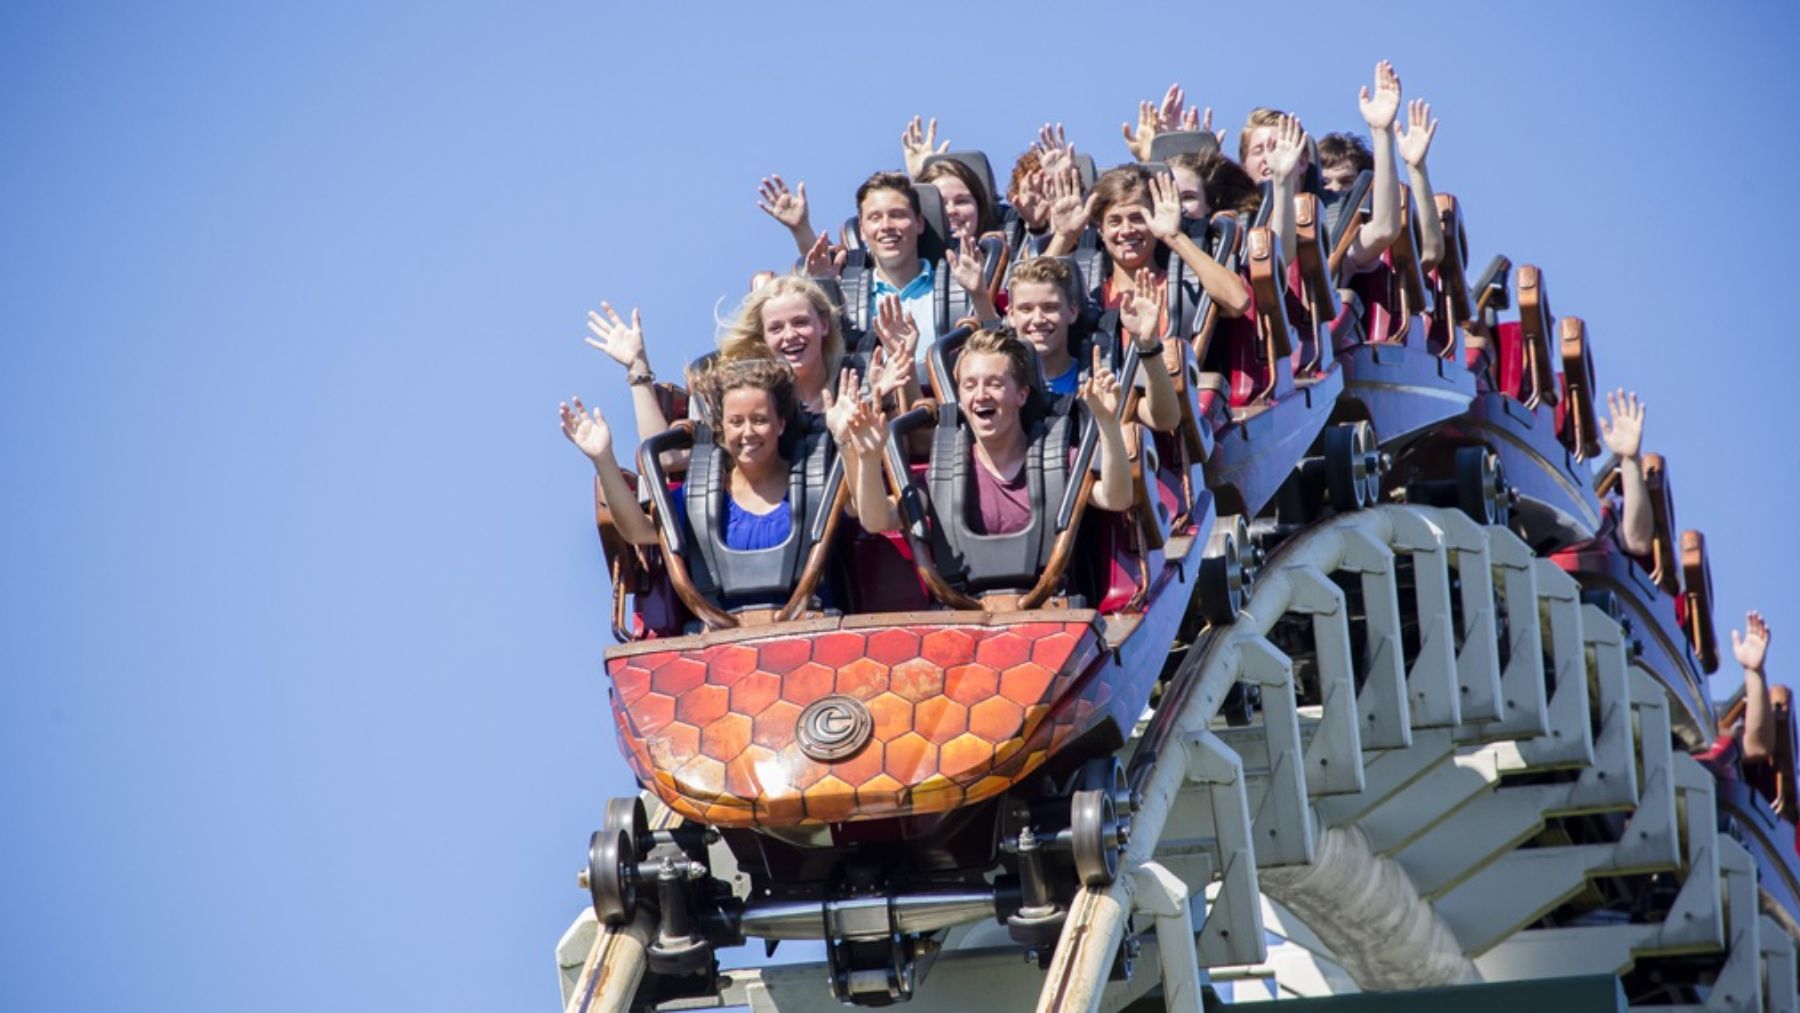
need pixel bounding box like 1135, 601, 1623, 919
760, 293, 826, 374
1171, 165, 1208, 219
858, 189, 924, 265
1243, 125, 1303, 182
956, 351, 1029, 442
932, 174, 980, 238
1100, 198, 1155, 271
720, 386, 785, 469
1007, 281, 1075, 362
1322, 163, 1358, 193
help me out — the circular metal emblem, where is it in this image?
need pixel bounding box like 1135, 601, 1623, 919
796, 695, 873, 761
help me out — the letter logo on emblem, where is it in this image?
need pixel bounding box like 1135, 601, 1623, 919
796, 695, 873, 761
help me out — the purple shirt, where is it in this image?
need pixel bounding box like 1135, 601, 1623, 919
967, 455, 1033, 535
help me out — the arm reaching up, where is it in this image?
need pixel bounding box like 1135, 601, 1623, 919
1265, 114, 1307, 260
560, 397, 659, 547
1599, 389, 1652, 556
1146, 172, 1250, 318
824, 368, 901, 533
901, 115, 949, 178
1116, 265, 1181, 433
1396, 99, 1444, 268
585, 303, 673, 449
1080, 345, 1135, 512
1347, 60, 1403, 270
1736, 611, 1775, 763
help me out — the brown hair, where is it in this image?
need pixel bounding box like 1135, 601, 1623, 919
1008, 256, 1082, 309
717, 274, 845, 383
1317, 132, 1374, 176
1195, 152, 1263, 220
709, 353, 799, 428
954, 325, 1035, 390
918, 158, 1001, 235
1238, 107, 1287, 165
855, 171, 922, 217
1086, 165, 1153, 228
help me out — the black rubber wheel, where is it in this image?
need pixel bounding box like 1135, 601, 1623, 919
1323, 423, 1377, 513
1454, 446, 1508, 527
1197, 527, 1244, 625
1071, 788, 1121, 887
587, 828, 637, 926
603, 796, 649, 854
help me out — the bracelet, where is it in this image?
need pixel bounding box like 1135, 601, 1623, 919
626, 369, 655, 387
1134, 337, 1164, 354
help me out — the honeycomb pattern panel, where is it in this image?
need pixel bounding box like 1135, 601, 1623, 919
604, 619, 1112, 828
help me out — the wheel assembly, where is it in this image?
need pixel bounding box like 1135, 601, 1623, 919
1197, 515, 1247, 624
1323, 421, 1381, 512
587, 826, 638, 926
1453, 445, 1510, 527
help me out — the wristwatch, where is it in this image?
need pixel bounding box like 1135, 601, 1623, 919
626, 368, 656, 387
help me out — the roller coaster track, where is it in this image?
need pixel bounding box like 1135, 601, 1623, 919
555, 504, 1800, 1012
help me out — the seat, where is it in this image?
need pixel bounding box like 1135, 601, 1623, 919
1515, 264, 1560, 408
1555, 317, 1601, 460
919, 150, 1000, 209
635, 418, 847, 629
1147, 130, 1220, 162
1680, 529, 1720, 674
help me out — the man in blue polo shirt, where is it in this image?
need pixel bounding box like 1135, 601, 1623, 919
853, 171, 939, 357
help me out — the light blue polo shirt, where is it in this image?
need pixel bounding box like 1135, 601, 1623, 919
870, 259, 939, 367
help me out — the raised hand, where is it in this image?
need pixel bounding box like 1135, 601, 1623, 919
873, 293, 920, 363
1122, 100, 1159, 162
559, 396, 613, 460
1734, 611, 1772, 672
1155, 83, 1187, 132
1268, 114, 1307, 185
1047, 169, 1091, 239
803, 230, 847, 280
902, 115, 949, 177
867, 344, 915, 402
1201, 106, 1223, 145
756, 175, 811, 230
1359, 60, 1402, 133
1080, 343, 1122, 419
1146, 172, 1183, 239
822, 366, 861, 445
1396, 99, 1437, 169
1599, 388, 1646, 459
1035, 123, 1074, 177
1013, 168, 1048, 225
1119, 266, 1164, 345
946, 232, 987, 295
584, 303, 647, 370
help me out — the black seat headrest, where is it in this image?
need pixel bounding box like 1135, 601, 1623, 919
927, 325, 1055, 423
913, 182, 951, 261
921, 150, 999, 206
1073, 152, 1098, 192
1147, 131, 1221, 162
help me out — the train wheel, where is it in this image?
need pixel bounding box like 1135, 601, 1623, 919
1071, 788, 1121, 887
1198, 521, 1245, 624
603, 796, 649, 853
587, 827, 638, 926
1324, 422, 1379, 513
1454, 446, 1509, 527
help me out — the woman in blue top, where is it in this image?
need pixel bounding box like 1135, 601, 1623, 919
561, 355, 804, 552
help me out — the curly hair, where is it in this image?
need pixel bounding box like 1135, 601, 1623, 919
707, 353, 799, 428
716, 274, 845, 383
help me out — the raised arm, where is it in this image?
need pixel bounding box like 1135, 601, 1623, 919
902, 115, 949, 178
585, 303, 671, 448
1347, 61, 1404, 270
1265, 114, 1307, 260
559, 397, 658, 546
1736, 611, 1775, 763
874, 295, 925, 406
1396, 99, 1444, 268
1117, 266, 1181, 433
1147, 172, 1251, 318
824, 367, 901, 533
1599, 389, 1652, 556
756, 175, 816, 259
1080, 346, 1135, 512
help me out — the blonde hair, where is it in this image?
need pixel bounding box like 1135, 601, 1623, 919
954, 326, 1035, 390
1008, 257, 1082, 309
717, 274, 844, 381
1238, 107, 1286, 165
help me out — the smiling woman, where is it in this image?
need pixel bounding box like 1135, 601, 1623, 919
717, 275, 845, 413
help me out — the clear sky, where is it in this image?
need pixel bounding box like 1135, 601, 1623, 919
4, 2, 1797, 1010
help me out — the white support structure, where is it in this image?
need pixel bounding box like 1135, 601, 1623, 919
557, 504, 1800, 1013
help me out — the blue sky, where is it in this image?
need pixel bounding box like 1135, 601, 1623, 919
3, 2, 1797, 1010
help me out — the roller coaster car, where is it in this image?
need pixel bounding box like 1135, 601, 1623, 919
585, 327, 1243, 1002
1553, 455, 1717, 746
830, 181, 1009, 342
1708, 692, 1800, 925
1334, 184, 1478, 451
1446, 263, 1602, 548
1206, 223, 1346, 518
